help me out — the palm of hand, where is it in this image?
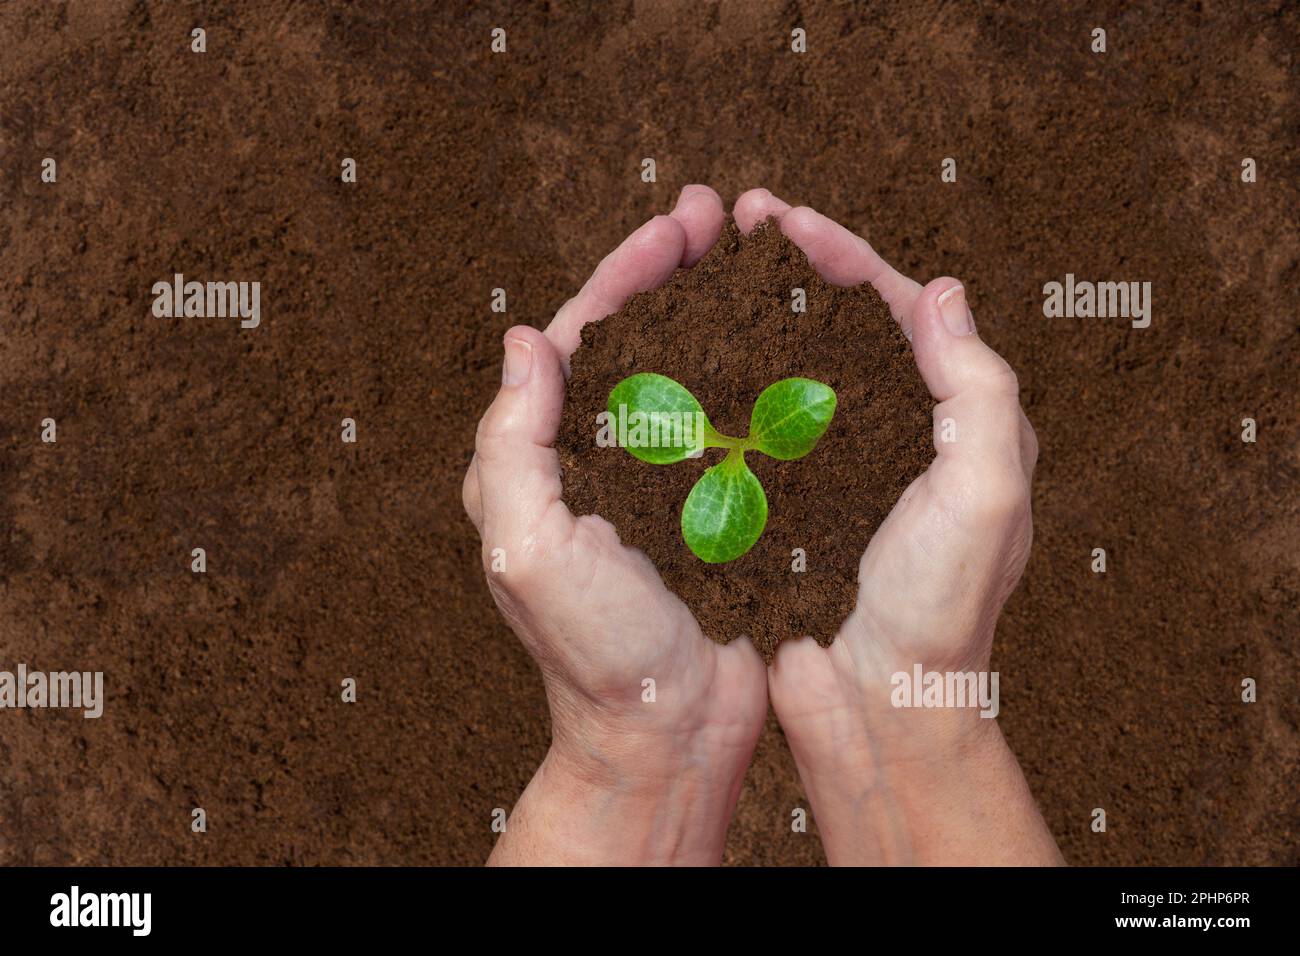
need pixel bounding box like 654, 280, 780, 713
487, 505, 768, 758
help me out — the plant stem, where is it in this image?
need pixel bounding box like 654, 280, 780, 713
704, 423, 757, 452
719, 446, 747, 470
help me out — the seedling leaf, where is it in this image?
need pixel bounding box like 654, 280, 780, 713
608, 373, 710, 464
680, 451, 768, 563
606, 371, 835, 564
748, 377, 837, 460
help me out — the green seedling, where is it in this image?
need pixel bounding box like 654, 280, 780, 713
607, 373, 837, 563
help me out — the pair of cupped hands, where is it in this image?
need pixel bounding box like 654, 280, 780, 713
463, 186, 1060, 866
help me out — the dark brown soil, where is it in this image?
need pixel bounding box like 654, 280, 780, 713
557, 220, 933, 662
1, 1, 1296, 867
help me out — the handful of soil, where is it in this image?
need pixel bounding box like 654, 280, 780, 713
556, 220, 933, 662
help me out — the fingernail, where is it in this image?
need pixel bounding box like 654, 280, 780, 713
502, 337, 533, 386
937, 285, 975, 336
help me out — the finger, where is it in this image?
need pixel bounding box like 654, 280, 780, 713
474, 325, 573, 554
779, 206, 923, 328
909, 278, 1027, 482
545, 214, 686, 367
733, 195, 922, 333
733, 187, 792, 234
671, 184, 725, 266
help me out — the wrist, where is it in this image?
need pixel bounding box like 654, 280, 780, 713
780, 639, 1060, 865
789, 636, 1000, 776
489, 737, 744, 866
490, 692, 756, 866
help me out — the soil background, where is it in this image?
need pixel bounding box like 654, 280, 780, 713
1, 0, 1296, 866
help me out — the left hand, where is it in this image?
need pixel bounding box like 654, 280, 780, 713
462, 185, 769, 864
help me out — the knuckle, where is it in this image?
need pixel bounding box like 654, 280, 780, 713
461, 459, 482, 522
482, 518, 568, 595
474, 402, 519, 460
473, 410, 495, 455
972, 469, 1030, 523
1019, 410, 1040, 465
574, 513, 621, 548
483, 540, 541, 592
985, 359, 1020, 397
